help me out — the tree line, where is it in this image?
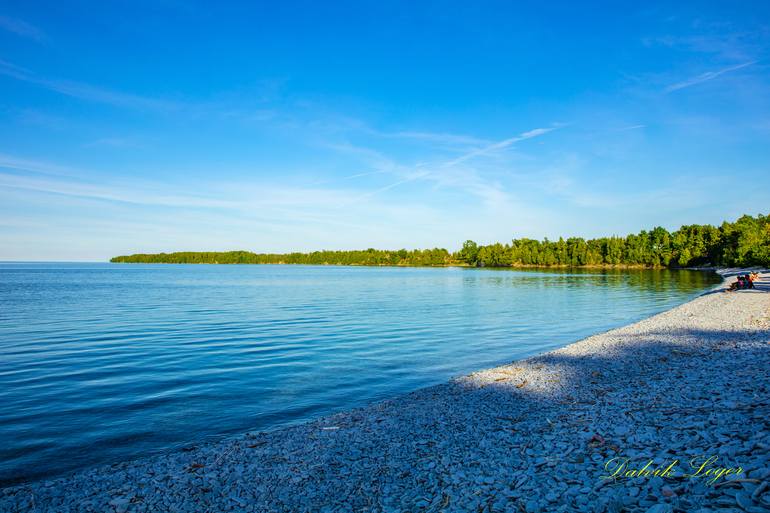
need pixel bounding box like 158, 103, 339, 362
111, 248, 453, 266
111, 213, 770, 268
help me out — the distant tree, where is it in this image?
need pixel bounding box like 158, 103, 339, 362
110, 213, 770, 269
458, 240, 479, 266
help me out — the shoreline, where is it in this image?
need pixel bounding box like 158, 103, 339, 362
108, 261, 703, 270
2, 271, 768, 512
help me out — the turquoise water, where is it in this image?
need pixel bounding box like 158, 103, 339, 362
0, 263, 719, 485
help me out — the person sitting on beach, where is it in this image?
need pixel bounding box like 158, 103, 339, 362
723, 273, 759, 292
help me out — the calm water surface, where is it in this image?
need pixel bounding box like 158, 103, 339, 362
0, 263, 720, 485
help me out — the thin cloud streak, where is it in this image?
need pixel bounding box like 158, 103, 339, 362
317, 115, 493, 151
343, 171, 431, 205
83, 137, 142, 149
0, 167, 452, 242
444, 127, 558, 167
320, 123, 559, 207
383, 130, 490, 148
0, 172, 236, 209
0, 59, 180, 110
0, 152, 430, 231
0, 15, 46, 42
665, 61, 756, 92
0, 153, 84, 177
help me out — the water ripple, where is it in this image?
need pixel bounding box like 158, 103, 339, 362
0, 263, 719, 485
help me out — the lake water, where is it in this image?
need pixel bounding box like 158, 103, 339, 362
0, 263, 720, 485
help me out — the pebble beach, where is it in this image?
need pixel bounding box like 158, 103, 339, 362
1, 271, 768, 513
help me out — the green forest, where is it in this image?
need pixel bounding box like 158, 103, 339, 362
111, 213, 770, 268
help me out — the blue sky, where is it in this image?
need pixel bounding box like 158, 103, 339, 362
1, 2, 769, 261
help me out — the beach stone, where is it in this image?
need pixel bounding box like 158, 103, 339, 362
108, 498, 130, 513
645, 504, 673, 513
735, 492, 755, 510
525, 499, 540, 513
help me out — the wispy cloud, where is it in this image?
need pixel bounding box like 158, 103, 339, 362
0, 59, 180, 110
0, 152, 83, 177
295, 109, 494, 154
0, 172, 236, 209
320, 142, 430, 198
0, 15, 46, 42
0, 153, 231, 207
83, 137, 142, 149
381, 130, 491, 148
644, 27, 767, 63
0, 153, 463, 250
325, 134, 525, 209
665, 61, 756, 92
0, 151, 419, 222
444, 126, 558, 167
319, 121, 562, 209
344, 171, 431, 205
15, 109, 70, 130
